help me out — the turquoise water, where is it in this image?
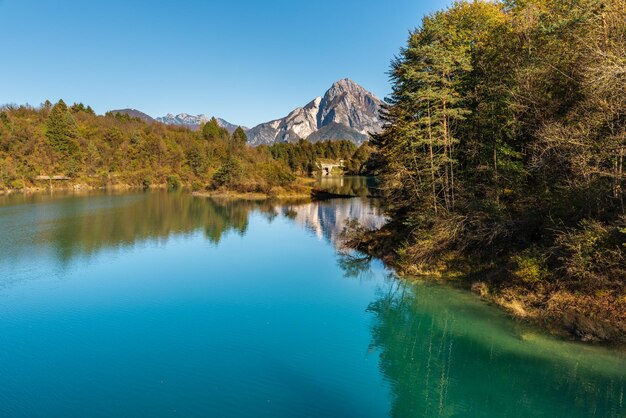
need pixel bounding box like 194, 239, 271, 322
0, 191, 624, 417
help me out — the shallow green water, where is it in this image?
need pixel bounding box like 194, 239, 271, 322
0, 190, 624, 417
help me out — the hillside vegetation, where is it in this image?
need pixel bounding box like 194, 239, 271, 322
355, 0, 626, 342
0, 101, 367, 195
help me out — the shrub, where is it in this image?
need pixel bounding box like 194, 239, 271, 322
9, 179, 25, 190
166, 174, 181, 190
191, 180, 203, 192
142, 176, 152, 189
556, 219, 626, 290
262, 162, 295, 187
511, 247, 547, 284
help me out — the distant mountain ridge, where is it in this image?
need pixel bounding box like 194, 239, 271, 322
108, 79, 383, 144
107, 109, 243, 133
108, 109, 156, 124
246, 79, 384, 146
156, 114, 246, 133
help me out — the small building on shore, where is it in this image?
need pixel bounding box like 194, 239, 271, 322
317, 159, 344, 176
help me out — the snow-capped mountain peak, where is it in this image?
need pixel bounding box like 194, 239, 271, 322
156, 114, 245, 133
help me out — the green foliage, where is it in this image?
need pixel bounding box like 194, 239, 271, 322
0, 102, 305, 192
201, 117, 229, 142
372, 0, 626, 305
142, 176, 153, 189
556, 219, 626, 290
186, 143, 208, 176
191, 180, 204, 192
344, 143, 375, 175
511, 247, 547, 284
231, 126, 247, 149
267, 140, 357, 175
211, 158, 243, 189
70, 102, 95, 115
46, 100, 80, 168
166, 174, 181, 190
104, 111, 141, 123
259, 161, 296, 188
9, 178, 25, 190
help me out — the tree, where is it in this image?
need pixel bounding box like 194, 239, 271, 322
46, 100, 80, 170
70, 102, 96, 115
202, 117, 229, 142
231, 126, 247, 149
374, 2, 498, 215
186, 143, 208, 176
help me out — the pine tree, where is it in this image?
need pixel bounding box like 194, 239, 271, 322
46, 100, 80, 169
202, 117, 229, 142
231, 126, 247, 149
375, 4, 479, 214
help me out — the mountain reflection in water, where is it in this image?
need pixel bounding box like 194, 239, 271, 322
0, 190, 385, 266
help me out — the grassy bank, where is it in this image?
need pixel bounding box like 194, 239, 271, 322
193, 177, 315, 200
0, 175, 317, 198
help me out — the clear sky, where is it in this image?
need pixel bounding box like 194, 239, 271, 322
0, 0, 450, 127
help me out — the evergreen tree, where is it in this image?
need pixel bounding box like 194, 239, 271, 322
231, 126, 247, 149
375, 2, 487, 214
46, 100, 80, 168
202, 117, 229, 142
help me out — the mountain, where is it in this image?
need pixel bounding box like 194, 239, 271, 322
156, 114, 245, 133
215, 118, 245, 133
108, 109, 155, 124
156, 113, 207, 129
246, 79, 384, 146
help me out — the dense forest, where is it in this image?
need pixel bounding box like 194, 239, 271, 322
355, 0, 626, 341
0, 101, 367, 194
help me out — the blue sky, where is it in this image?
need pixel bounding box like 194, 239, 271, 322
0, 0, 450, 126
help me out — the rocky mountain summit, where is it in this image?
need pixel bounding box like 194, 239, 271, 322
246, 79, 384, 146
109, 79, 382, 144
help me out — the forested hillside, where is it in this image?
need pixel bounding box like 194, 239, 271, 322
0, 101, 364, 194
359, 0, 626, 341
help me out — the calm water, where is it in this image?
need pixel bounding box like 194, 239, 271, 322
0, 188, 624, 417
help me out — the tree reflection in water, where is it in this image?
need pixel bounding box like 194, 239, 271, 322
0, 190, 384, 265
362, 277, 625, 418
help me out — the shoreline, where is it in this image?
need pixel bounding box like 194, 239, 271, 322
346, 227, 626, 346
192, 190, 312, 201
0, 176, 333, 202
0, 179, 316, 200
0, 183, 160, 195
0, 176, 374, 202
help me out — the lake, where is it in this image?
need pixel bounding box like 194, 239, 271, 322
0, 188, 624, 417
